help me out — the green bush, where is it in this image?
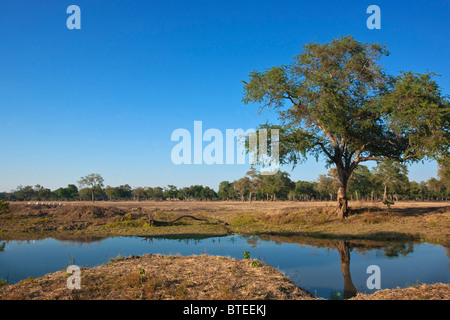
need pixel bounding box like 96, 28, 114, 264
0, 200, 10, 215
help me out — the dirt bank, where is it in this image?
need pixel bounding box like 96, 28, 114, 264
0, 254, 316, 300
350, 283, 450, 300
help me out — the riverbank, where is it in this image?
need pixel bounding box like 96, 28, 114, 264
1, 253, 448, 300
0, 201, 448, 244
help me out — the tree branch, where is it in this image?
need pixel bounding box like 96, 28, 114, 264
312, 142, 334, 162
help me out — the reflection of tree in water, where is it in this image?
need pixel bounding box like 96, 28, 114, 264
335, 240, 358, 299
0, 241, 5, 252
446, 247, 450, 269
382, 243, 414, 257
141, 236, 210, 246
258, 234, 421, 299
245, 235, 261, 248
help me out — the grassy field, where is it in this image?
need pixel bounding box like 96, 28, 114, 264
0, 200, 448, 244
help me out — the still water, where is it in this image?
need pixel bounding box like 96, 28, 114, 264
0, 235, 448, 299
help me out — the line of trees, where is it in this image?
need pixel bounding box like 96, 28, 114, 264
221, 161, 449, 202
1, 160, 448, 202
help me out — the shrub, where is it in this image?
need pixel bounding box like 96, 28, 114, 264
0, 200, 9, 215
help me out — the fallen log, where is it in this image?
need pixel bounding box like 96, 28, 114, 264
148, 215, 208, 227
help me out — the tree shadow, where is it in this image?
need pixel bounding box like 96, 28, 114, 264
258, 230, 423, 243
348, 204, 449, 217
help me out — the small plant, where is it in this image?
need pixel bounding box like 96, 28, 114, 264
382, 199, 394, 209
0, 278, 7, 287
251, 260, 260, 267
123, 213, 133, 221
137, 267, 146, 287
329, 290, 343, 300
243, 250, 260, 267
68, 255, 76, 266
0, 200, 10, 215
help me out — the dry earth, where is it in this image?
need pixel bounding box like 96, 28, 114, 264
0, 254, 316, 300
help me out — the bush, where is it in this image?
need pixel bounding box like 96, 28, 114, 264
0, 200, 10, 215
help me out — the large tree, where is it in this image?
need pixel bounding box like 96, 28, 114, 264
372, 161, 409, 202
78, 173, 104, 202
242, 35, 449, 217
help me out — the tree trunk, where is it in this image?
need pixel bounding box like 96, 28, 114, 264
383, 184, 387, 201
91, 189, 94, 202
336, 166, 350, 218
337, 186, 348, 218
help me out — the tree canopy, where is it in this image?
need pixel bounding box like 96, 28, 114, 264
242, 35, 449, 217
78, 173, 105, 202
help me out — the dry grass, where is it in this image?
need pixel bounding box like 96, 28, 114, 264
0, 254, 316, 300
0, 200, 448, 243
351, 283, 450, 300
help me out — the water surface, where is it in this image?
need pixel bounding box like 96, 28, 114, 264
0, 235, 448, 299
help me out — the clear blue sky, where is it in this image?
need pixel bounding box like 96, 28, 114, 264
1, 0, 449, 192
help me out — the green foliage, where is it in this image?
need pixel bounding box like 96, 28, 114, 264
0, 278, 7, 287
242, 35, 449, 215
105, 184, 132, 201
78, 173, 105, 202
55, 184, 79, 200
218, 181, 237, 200
251, 259, 260, 267
232, 215, 256, 227
243, 250, 260, 267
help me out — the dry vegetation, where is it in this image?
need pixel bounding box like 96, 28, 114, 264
0, 254, 316, 300
1, 200, 448, 243
350, 283, 450, 300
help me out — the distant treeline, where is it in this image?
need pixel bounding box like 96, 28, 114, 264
1, 162, 449, 202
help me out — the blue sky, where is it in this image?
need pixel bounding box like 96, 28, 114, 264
1, 0, 449, 192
